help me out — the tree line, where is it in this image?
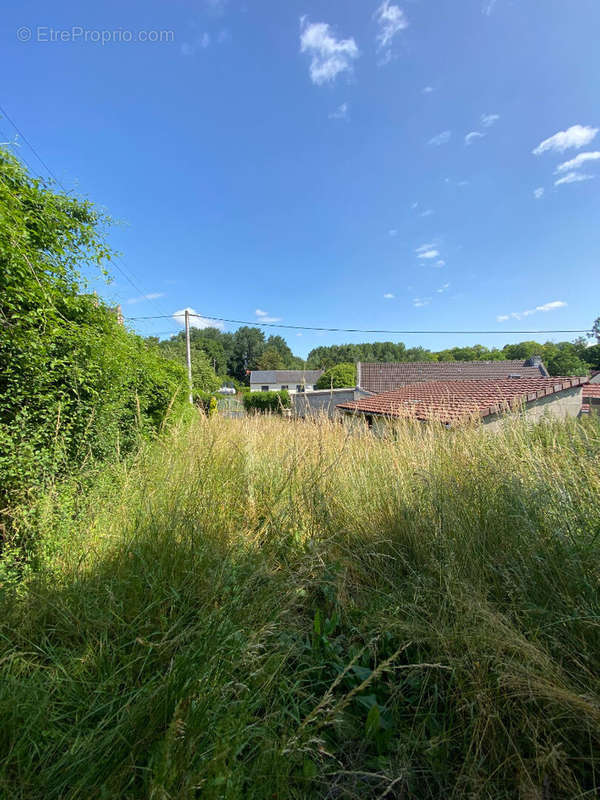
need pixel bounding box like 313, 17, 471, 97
154, 328, 600, 392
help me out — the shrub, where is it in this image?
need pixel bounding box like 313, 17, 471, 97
242, 390, 290, 413
0, 147, 189, 518
315, 362, 356, 389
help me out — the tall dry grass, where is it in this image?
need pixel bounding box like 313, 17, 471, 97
1, 412, 599, 798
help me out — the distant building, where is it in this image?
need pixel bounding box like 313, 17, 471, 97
356, 357, 549, 394
337, 377, 587, 430
249, 369, 324, 394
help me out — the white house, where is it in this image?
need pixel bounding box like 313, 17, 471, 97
249, 369, 323, 394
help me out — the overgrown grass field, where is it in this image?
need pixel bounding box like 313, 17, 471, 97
1, 414, 600, 798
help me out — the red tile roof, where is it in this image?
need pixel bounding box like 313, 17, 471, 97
583, 384, 600, 398
338, 377, 588, 425
358, 360, 548, 393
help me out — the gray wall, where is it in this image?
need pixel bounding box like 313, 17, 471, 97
293, 388, 366, 419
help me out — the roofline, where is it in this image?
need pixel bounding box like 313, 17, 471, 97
337, 377, 588, 423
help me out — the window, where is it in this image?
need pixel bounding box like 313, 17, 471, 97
261, 385, 269, 392
296, 384, 305, 393
281, 385, 289, 390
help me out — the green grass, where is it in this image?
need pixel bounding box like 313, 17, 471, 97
1, 413, 600, 798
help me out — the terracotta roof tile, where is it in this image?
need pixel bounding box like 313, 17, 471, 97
358, 360, 547, 393
338, 377, 588, 425
583, 384, 600, 398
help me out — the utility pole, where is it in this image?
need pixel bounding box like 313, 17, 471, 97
184, 309, 193, 405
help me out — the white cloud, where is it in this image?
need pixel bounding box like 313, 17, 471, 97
435, 259, 446, 267
126, 292, 165, 304
173, 307, 224, 330
374, 1, 408, 58
428, 130, 451, 146
465, 131, 485, 145
533, 187, 544, 199
329, 102, 349, 121
417, 249, 439, 259
422, 86, 434, 94
496, 300, 567, 322
299, 18, 359, 85
383, 292, 395, 299
480, 113, 500, 127
482, 0, 498, 15
554, 172, 594, 186
436, 282, 450, 293
413, 297, 431, 307
533, 124, 598, 155
255, 308, 281, 323
555, 151, 600, 173
416, 243, 435, 252
420, 208, 434, 217
388, 228, 398, 237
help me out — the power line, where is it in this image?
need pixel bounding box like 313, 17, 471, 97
0, 106, 173, 320
0, 102, 68, 192
124, 312, 591, 336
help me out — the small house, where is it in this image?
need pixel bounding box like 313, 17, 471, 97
249, 369, 324, 394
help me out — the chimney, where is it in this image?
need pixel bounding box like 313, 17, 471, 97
524, 355, 548, 375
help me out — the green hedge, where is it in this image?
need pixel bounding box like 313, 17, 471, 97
242, 390, 290, 414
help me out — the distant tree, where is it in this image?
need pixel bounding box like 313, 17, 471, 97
546, 348, 589, 377
592, 316, 600, 343
581, 344, 600, 371
257, 346, 285, 370
502, 341, 544, 360
230, 327, 266, 382
315, 363, 356, 390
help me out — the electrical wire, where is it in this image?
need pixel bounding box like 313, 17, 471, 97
123, 312, 591, 336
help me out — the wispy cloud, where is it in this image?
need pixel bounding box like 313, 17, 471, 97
436, 282, 450, 293
482, 0, 498, 15
420, 208, 434, 217
255, 308, 282, 323
181, 32, 211, 56
329, 102, 349, 121
374, 0, 408, 62
428, 130, 451, 146
555, 151, 600, 173
383, 292, 395, 299
422, 86, 434, 94
126, 292, 165, 304
496, 300, 567, 322
388, 228, 398, 237
533, 187, 544, 199
465, 131, 485, 145
416, 243, 440, 260
480, 113, 500, 127
299, 18, 359, 85
413, 297, 431, 308
435, 259, 446, 268
533, 124, 598, 156
173, 307, 224, 330
554, 172, 594, 186
204, 0, 227, 15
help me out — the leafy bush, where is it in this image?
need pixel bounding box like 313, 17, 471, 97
315, 362, 356, 389
242, 390, 290, 413
0, 148, 188, 518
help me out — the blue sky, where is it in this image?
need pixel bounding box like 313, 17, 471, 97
2, 0, 599, 357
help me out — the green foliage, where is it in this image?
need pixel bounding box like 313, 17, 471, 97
0, 147, 188, 516
242, 390, 291, 413
1, 414, 600, 797
315, 362, 356, 389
